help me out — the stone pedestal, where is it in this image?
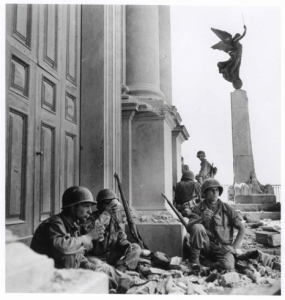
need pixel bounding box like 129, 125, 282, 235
231, 90, 255, 184
131, 107, 175, 210
125, 223, 186, 257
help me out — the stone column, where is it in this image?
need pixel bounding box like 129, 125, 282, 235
122, 101, 139, 206
159, 6, 172, 105
172, 125, 190, 187
80, 5, 122, 196
126, 5, 165, 102
231, 90, 255, 184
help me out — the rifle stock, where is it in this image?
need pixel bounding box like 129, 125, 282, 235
161, 193, 188, 229
114, 173, 148, 250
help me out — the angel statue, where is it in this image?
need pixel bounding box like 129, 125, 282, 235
211, 25, 247, 89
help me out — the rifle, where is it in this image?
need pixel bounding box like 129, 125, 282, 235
114, 173, 149, 250
161, 193, 188, 229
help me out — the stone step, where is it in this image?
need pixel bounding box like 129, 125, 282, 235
229, 203, 280, 212
240, 211, 281, 221
234, 195, 276, 204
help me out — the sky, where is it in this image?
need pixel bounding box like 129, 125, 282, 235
170, 5, 281, 185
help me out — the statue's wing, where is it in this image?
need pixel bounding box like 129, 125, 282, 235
211, 28, 233, 45
211, 41, 234, 53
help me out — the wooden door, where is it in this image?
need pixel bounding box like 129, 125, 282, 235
6, 4, 81, 239
6, 4, 39, 238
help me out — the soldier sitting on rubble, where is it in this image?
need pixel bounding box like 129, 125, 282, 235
174, 170, 202, 218
185, 179, 245, 271
84, 189, 141, 274
30, 186, 139, 292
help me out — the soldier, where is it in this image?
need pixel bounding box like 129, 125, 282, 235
85, 189, 141, 273
186, 179, 245, 271
30, 186, 138, 292
174, 170, 201, 218
195, 151, 213, 184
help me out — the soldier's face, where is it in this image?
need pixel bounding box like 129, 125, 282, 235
205, 187, 219, 202
73, 203, 92, 222
198, 155, 205, 161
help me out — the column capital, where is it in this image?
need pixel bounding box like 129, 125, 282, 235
172, 125, 190, 143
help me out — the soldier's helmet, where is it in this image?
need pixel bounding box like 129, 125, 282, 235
197, 150, 206, 157
201, 179, 223, 197
182, 170, 195, 181
96, 189, 119, 205
61, 186, 97, 209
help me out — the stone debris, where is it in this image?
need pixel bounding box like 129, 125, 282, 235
255, 231, 281, 247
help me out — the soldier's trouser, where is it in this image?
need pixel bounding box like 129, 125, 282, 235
188, 224, 235, 271
107, 243, 141, 270
86, 256, 135, 291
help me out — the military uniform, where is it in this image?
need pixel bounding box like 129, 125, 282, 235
196, 159, 212, 183
174, 171, 201, 218
186, 199, 241, 271
30, 210, 133, 290
86, 210, 141, 272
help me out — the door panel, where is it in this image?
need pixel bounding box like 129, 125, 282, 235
34, 67, 61, 229
6, 6, 38, 236
6, 4, 81, 238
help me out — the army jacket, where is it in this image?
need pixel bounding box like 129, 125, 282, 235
188, 199, 241, 245
30, 210, 94, 269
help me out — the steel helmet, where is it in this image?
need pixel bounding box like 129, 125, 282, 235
181, 170, 195, 181
201, 179, 223, 197
96, 189, 119, 205
197, 150, 206, 157
61, 186, 96, 209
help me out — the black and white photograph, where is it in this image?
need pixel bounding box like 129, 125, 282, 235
2, 0, 283, 296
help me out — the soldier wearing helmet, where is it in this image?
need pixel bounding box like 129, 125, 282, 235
85, 188, 141, 275
185, 178, 245, 271
30, 186, 137, 292
174, 170, 202, 218
195, 150, 213, 184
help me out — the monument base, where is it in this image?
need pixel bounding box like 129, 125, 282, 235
125, 223, 186, 258
234, 195, 276, 204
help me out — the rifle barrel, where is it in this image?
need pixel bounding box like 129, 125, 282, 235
161, 193, 188, 228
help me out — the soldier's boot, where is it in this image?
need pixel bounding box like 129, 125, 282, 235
189, 247, 201, 265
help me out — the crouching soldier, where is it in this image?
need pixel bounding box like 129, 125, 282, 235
186, 179, 245, 271
30, 186, 136, 292
174, 170, 201, 218
85, 189, 141, 273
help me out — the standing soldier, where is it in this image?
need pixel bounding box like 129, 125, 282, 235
195, 151, 213, 184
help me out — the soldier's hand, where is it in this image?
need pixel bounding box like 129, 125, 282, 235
201, 209, 213, 222
105, 199, 120, 216
85, 220, 105, 241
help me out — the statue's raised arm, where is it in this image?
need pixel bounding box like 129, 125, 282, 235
211, 26, 247, 89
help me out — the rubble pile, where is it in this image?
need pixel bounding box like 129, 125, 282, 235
125, 249, 281, 295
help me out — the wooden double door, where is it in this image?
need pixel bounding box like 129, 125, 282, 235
6, 4, 81, 239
